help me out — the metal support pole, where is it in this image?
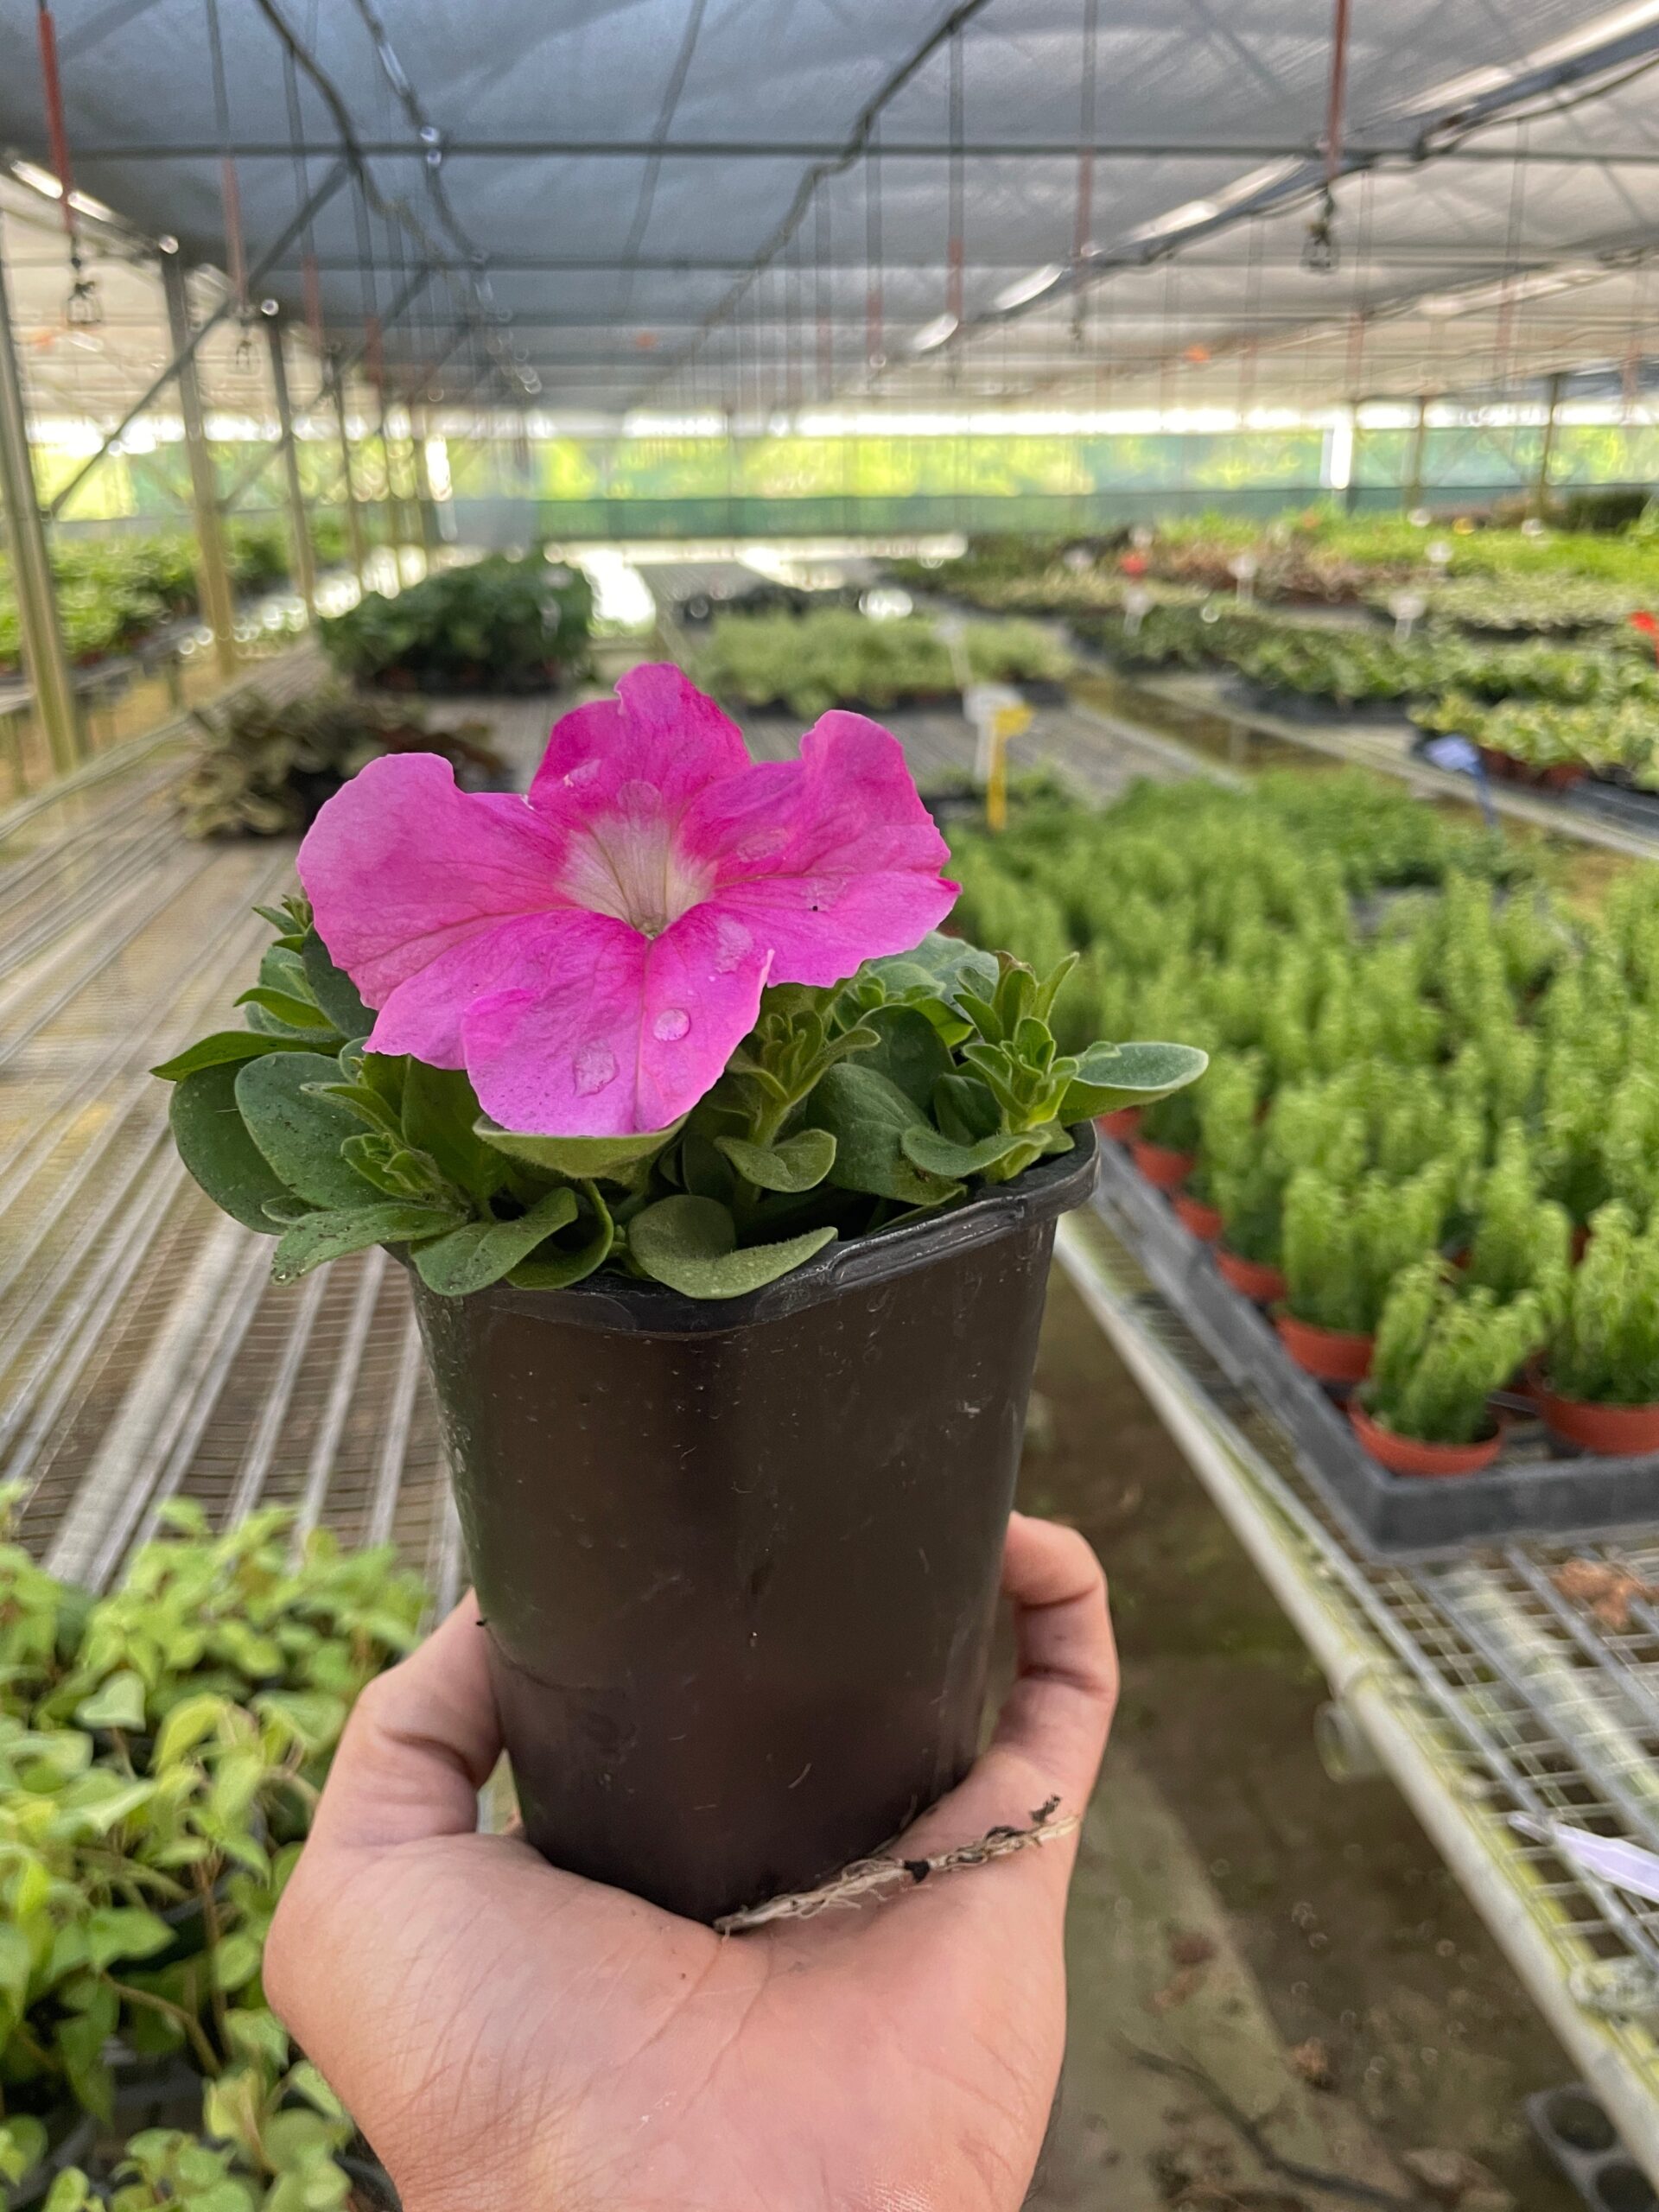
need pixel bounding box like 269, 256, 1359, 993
332, 382, 369, 592
264, 317, 316, 621
410, 406, 442, 556
0, 216, 79, 777
161, 251, 238, 680
375, 397, 408, 565
1405, 393, 1429, 510
1533, 371, 1565, 520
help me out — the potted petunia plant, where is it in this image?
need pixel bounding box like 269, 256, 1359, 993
156, 665, 1205, 1923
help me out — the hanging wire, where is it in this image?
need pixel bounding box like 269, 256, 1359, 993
34, 1, 100, 327
815, 188, 832, 403
1071, 0, 1098, 345
1303, 0, 1351, 273
281, 41, 327, 363
945, 24, 965, 334
203, 0, 251, 354
865, 119, 885, 381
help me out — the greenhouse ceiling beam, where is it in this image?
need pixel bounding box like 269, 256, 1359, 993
218, 264, 440, 512
56, 138, 1659, 167
44, 156, 349, 518
936, 15, 1659, 360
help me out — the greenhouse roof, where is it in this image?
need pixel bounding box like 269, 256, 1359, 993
0, 0, 1656, 424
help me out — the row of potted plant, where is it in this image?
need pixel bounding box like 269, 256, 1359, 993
1415, 690, 1659, 790
897, 507, 1659, 618
690, 607, 1072, 722
318, 553, 594, 693
0, 1495, 424, 2208
950, 768, 1659, 1473
177, 686, 508, 840
0, 523, 346, 676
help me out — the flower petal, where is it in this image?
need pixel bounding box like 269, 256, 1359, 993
528, 663, 751, 828
364, 912, 571, 1067
461, 906, 772, 1137
297, 754, 568, 1033
684, 710, 956, 985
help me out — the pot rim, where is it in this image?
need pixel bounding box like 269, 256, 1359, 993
410, 1122, 1098, 1337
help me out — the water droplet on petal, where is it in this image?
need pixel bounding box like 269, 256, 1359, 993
574, 1042, 617, 1095
653, 1007, 690, 1042
713, 915, 753, 974
563, 758, 601, 788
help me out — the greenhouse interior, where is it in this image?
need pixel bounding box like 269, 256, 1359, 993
10, 0, 1659, 2207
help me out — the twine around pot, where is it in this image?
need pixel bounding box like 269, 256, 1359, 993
715, 1797, 1077, 1934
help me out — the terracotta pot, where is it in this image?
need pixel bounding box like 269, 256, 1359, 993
1173, 1192, 1224, 1242
1535, 1385, 1659, 1459
1214, 1247, 1287, 1304
1275, 1311, 1374, 1386
1131, 1141, 1195, 1192
1096, 1106, 1142, 1142
1349, 1402, 1503, 1478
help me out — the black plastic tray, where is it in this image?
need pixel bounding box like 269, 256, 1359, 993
1527, 2084, 1656, 2212
1093, 1138, 1659, 1558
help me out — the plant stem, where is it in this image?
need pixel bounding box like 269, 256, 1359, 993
105, 1979, 221, 2077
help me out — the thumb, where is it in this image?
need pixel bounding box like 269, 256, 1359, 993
308, 1594, 504, 1852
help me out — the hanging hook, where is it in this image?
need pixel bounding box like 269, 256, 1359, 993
1304, 0, 1351, 273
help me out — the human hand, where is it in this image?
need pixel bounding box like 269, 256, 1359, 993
266, 1510, 1117, 2212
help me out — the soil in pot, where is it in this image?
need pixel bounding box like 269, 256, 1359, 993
1173, 1192, 1223, 1242
1096, 1106, 1141, 1142
1274, 1311, 1374, 1387
410, 1135, 1099, 1926
1349, 1402, 1503, 1478
1131, 1140, 1194, 1191
1535, 1386, 1659, 1458
1214, 1246, 1287, 1304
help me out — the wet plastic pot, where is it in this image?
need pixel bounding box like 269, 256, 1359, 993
1214, 1245, 1287, 1305
409, 1131, 1098, 1925
1535, 1385, 1659, 1458
1130, 1140, 1194, 1192
1274, 1311, 1374, 1387
1349, 1402, 1504, 1478
1173, 1192, 1224, 1243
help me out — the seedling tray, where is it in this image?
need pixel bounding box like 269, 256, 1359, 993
1527, 2084, 1655, 2212
1092, 1139, 1659, 1558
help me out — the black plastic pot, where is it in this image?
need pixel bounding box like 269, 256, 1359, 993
409, 1130, 1097, 1923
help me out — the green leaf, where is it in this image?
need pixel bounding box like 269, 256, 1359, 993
805, 1063, 964, 1205
1061, 1039, 1209, 1120
0, 2119, 47, 2187
932, 1071, 1001, 1145
0, 1925, 31, 2014
413, 1185, 581, 1296
170, 1062, 293, 1234
628, 1196, 837, 1298
85, 1907, 173, 1971
236, 1053, 383, 1209
271, 1203, 457, 1284
857, 1004, 955, 1109
151, 1031, 321, 1082
867, 932, 1000, 1009
210, 1932, 264, 1993
507, 1185, 615, 1289
234, 986, 338, 1036
901, 1123, 1049, 1179
474, 1115, 685, 1182
715, 1128, 836, 1193
403, 1062, 493, 1193
74, 1669, 147, 1732
300, 929, 374, 1040
154, 1694, 232, 1770
225, 2005, 291, 2071
252, 1689, 346, 1753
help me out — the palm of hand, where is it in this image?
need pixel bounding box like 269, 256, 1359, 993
268, 1515, 1114, 2212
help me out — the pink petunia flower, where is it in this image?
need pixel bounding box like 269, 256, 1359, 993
297, 664, 957, 1136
